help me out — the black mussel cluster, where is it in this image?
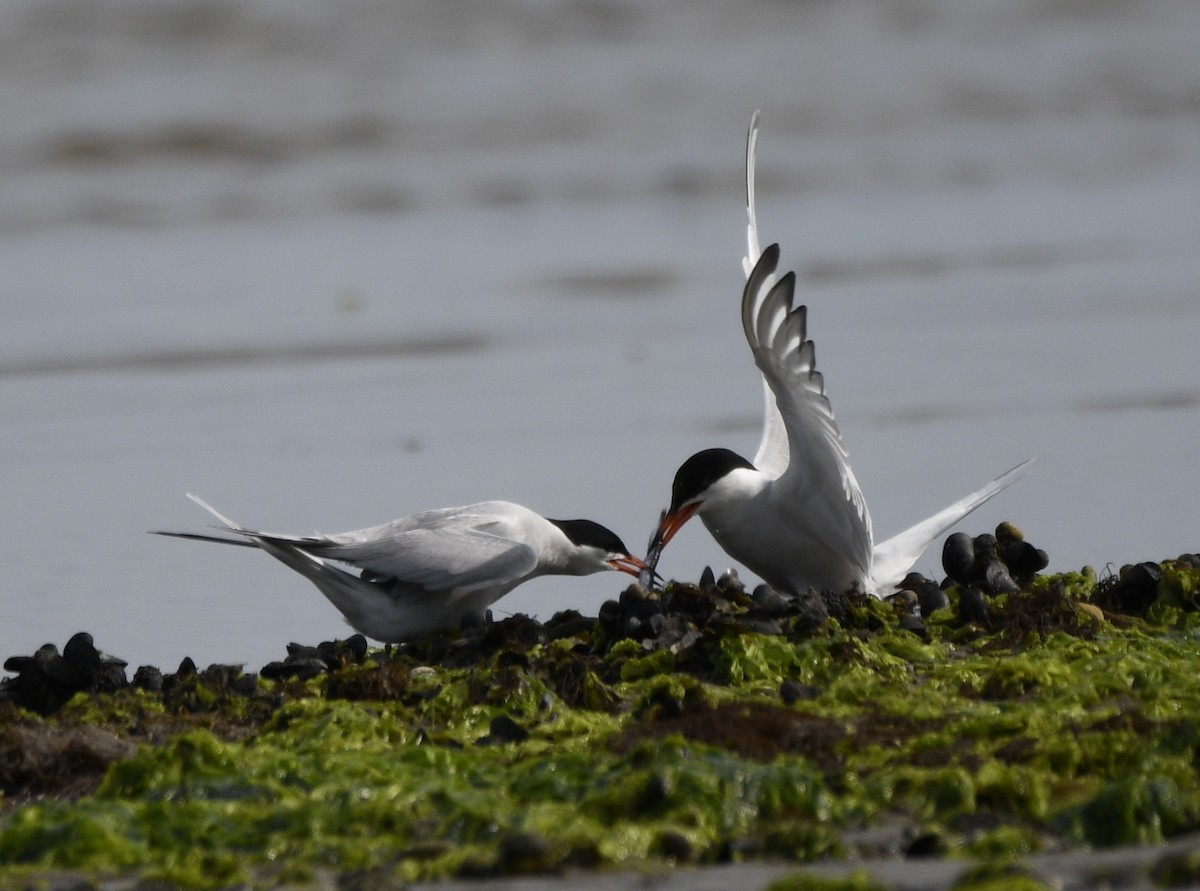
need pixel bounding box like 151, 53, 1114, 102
1097, 561, 1165, 615
889, 574, 949, 627
935, 522, 1051, 624
1094, 554, 1200, 616
593, 566, 839, 657
260, 635, 370, 681
882, 522, 1052, 628
1, 633, 127, 715
942, 522, 1050, 593
393, 571, 849, 677
154, 657, 264, 713
388, 570, 854, 673
7, 535, 1196, 718
1, 632, 373, 716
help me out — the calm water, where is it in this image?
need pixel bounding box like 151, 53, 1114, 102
2, 0, 1198, 671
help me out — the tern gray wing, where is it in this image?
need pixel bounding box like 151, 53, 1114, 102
184, 495, 541, 595
741, 246, 873, 566
308, 522, 540, 593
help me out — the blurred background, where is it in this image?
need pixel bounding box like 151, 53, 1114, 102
2, 0, 1197, 671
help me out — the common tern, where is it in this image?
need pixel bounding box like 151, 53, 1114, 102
156, 494, 647, 642
646, 112, 1031, 596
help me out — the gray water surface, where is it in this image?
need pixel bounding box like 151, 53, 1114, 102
2, 0, 1198, 670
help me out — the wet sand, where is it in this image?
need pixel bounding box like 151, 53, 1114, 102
12, 832, 1200, 891
418, 834, 1200, 891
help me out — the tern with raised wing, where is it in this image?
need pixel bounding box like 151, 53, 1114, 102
157, 495, 647, 641
646, 112, 1031, 596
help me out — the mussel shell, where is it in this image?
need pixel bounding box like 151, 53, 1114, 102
995, 521, 1024, 543
918, 585, 951, 617
597, 599, 624, 627
985, 559, 1019, 595
958, 585, 991, 625
942, 532, 975, 585
717, 569, 745, 595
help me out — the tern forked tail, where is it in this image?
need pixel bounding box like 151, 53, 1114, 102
166, 494, 407, 639
869, 459, 1034, 591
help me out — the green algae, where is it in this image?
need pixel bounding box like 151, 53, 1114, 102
3, 563, 1200, 887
